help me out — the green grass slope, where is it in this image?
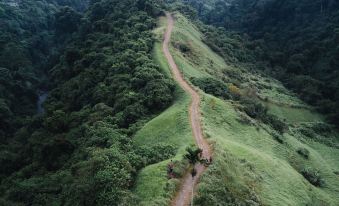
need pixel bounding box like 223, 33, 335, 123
170, 13, 228, 79
167, 13, 339, 205
199, 96, 339, 205
132, 17, 194, 206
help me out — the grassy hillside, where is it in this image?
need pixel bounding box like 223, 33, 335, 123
186, 0, 339, 127
170, 13, 227, 79
4, 1, 337, 205
132, 16, 194, 206
166, 12, 339, 205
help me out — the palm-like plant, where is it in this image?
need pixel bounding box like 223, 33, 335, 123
184, 146, 203, 165
184, 146, 203, 206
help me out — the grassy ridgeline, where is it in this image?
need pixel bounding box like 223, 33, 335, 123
132, 18, 194, 205
166, 13, 339, 205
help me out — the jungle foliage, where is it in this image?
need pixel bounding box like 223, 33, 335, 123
0, 0, 87, 139
0, 0, 176, 205
185, 0, 339, 127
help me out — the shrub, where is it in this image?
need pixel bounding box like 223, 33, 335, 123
299, 127, 315, 138
136, 143, 176, 165
311, 122, 333, 134
297, 147, 310, 159
301, 167, 324, 187
177, 42, 191, 53
171, 160, 187, 178
228, 84, 241, 98
237, 112, 253, 125
241, 98, 267, 119
263, 114, 287, 134
272, 132, 284, 144
240, 98, 287, 133
191, 77, 230, 99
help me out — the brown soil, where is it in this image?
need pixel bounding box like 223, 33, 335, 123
162, 13, 212, 206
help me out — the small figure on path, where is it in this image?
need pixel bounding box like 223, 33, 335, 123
191, 168, 197, 178
198, 149, 203, 159
167, 160, 175, 178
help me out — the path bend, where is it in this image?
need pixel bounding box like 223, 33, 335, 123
162, 13, 212, 206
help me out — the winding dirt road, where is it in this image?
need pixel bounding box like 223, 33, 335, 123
162, 13, 212, 206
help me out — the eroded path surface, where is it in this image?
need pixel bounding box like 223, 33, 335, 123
162, 13, 211, 206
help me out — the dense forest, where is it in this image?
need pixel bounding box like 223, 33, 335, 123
183, 0, 339, 127
1, 0, 339, 205
0, 0, 89, 142
0, 0, 176, 205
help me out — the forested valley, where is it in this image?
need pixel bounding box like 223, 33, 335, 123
184, 0, 339, 127
1, 0, 339, 205
1, 0, 175, 205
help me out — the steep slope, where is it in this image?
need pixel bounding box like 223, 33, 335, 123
0, 0, 87, 145
162, 13, 211, 206
133, 17, 192, 206
162, 12, 339, 205
2, 1, 338, 205
133, 15, 194, 206
186, 0, 339, 127
0, 1, 176, 205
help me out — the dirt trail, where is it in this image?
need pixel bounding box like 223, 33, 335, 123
162, 13, 211, 206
